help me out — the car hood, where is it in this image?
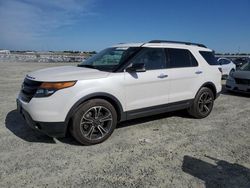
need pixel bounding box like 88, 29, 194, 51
27, 66, 110, 82
232, 71, 250, 79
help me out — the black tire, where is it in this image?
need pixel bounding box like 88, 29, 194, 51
71, 99, 117, 145
188, 87, 215, 119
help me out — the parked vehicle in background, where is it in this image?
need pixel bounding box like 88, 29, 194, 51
17, 40, 222, 145
226, 62, 250, 93
217, 58, 236, 78
233, 57, 249, 68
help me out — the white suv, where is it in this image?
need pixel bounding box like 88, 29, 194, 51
17, 40, 222, 145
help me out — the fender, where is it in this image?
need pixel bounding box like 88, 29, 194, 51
198, 82, 218, 99
65, 92, 125, 124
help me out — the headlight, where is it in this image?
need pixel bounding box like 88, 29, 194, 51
34, 81, 76, 97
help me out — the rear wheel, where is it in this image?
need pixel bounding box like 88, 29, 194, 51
188, 87, 214, 119
71, 99, 117, 145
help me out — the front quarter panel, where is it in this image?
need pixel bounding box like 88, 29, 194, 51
20, 73, 126, 122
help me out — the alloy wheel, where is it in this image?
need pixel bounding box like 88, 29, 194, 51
79, 106, 113, 141
198, 92, 213, 115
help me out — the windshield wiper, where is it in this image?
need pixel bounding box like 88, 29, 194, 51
77, 64, 97, 69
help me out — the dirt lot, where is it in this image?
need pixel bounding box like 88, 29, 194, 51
0, 62, 249, 188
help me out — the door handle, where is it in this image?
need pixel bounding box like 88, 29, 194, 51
158, 74, 168, 79
195, 71, 203, 74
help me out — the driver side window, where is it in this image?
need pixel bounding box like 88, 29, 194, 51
131, 48, 166, 70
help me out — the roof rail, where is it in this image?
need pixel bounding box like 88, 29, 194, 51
148, 40, 207, 48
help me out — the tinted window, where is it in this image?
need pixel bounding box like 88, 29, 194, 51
200, 51, 219, 65
190, 52, 199, 66
221, 59, 231, 65
131, 48, 166, 70
218, 59, 223, 65
167, 48, 198, 68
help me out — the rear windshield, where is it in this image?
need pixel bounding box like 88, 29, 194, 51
199, 51, 219, 65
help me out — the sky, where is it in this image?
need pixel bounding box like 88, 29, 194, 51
0, 0, 249, 52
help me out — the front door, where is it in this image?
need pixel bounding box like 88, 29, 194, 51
124, 48, 170, 111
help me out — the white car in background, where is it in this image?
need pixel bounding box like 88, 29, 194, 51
217, 58, 236, 78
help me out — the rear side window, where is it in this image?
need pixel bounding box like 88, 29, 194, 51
167, 48, 198, 68
200, 51, 218, 65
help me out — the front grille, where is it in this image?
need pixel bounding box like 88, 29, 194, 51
20, 78, 41, 102
235, 78, 250, 86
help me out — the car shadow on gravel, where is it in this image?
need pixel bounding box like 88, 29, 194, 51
5, 110, 91, 146
6, 109, 191, 145
5, 110, 56, 144
117, 110, 191, 129
182, 155, 250, 188
61, 110, 192, 145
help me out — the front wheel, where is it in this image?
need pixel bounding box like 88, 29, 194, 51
71, 99, 117, 145
188, 87, 215, 119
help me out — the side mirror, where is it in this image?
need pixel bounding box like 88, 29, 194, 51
126, 63, 146, 72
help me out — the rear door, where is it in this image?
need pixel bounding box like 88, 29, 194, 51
124, 48, 170, 111
166, 48, 202, 103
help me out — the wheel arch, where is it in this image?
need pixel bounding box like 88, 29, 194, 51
199, 82, 217, 99
65, 93, 125, 126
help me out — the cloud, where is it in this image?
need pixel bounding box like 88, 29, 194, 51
0, 0, 96, 50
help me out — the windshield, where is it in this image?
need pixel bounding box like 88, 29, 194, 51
78, 47, 140, 72
240, 62, 250, 71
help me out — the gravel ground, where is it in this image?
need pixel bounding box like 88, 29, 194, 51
0, 62, 249, 188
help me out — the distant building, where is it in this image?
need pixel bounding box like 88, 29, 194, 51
25, 51, 35, 54
0, 50, 10, 54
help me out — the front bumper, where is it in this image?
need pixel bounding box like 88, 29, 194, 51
17, 99, 67, 138
226, 80, 250, 93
